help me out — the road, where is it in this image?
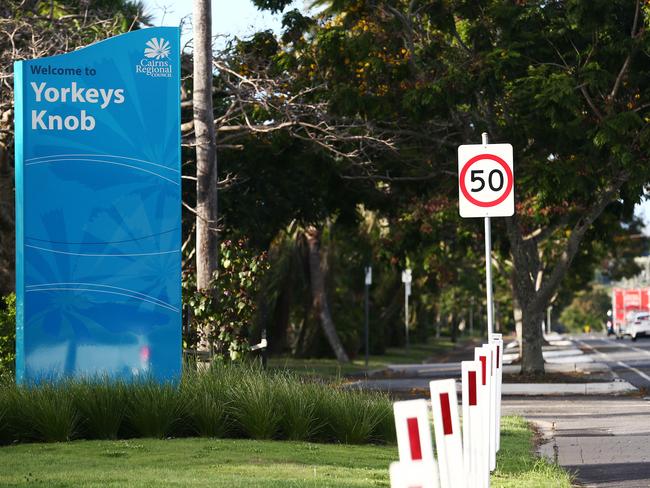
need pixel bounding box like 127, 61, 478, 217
502, 334, 650, 488
574, 334, 650, 391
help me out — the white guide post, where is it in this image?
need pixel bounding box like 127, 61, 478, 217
393, 399, 436, 464
429, 379, 465, 488
474, 345, 492, 486
389, 461, 440, 488
486, 342, 498, 471
462, 360, 483, 488
392, 399, 439, 487
489, 333, 504, 452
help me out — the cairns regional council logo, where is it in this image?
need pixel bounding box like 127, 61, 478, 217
135, 37, 172, 78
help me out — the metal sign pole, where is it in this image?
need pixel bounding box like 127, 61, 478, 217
364, 266, 372, 370
365, 276, 370, 369
402, 269, 411, 351
482, 132, 494, 336
405, 284, 410, 351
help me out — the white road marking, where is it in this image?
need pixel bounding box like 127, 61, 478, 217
574, 338, 622, 380
578, 336, 650, 384
617, 361, 650, 383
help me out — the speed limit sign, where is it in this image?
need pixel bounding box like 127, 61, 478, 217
458, 144, 514, 218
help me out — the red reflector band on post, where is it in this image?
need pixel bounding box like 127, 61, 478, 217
496, 345, 500, 368
479, 356, 487, 385
406, 417, 423, 460
469, 370, 477, 406
439, 393, 453, 435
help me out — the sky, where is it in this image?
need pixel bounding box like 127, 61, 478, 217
141, 0, 650, 234
142, 0, 309, 48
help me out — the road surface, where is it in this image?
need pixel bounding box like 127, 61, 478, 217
502, 334, 650, 488
575, 334, 650, 391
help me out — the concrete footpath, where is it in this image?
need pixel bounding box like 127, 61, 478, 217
502, 396, 650, 488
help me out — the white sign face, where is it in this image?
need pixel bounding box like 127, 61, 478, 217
458, 143, 514, 218
401, 269, 412, 284
365, 266, 372, 285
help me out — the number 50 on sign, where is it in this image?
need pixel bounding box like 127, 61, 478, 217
458, 144, 514, 218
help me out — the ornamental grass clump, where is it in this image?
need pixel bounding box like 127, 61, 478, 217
227, 366, 282, 440
0, 363, 396, 446
126, 380, 182, 439
319, 389, 390, 444
180, 369, 229, 438
368, 395, 396, 444
276, 376, 321, 441
19, 381, 78, 442
70, 378, 127, 440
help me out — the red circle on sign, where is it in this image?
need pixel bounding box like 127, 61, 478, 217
459, 153, 513, 207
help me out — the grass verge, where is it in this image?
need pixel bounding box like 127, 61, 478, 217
0, 416, 571, 487
268, 337, 466, 378
492, 416, 573, 488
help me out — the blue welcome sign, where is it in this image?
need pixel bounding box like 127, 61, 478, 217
14, 27, 181, 383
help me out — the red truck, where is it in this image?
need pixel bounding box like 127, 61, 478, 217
612, 288, 650, 339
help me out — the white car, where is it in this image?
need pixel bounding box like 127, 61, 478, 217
622, 312, 650, 341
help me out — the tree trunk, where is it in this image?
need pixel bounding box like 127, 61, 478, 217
507, 219, 547, 374
512, 293, 523, 358
304, 226, 349, 363
506, 169, 626, 374
193, 0, 218, 349
268, 275, 291, 354
520, 305, 545, 373
449, 312, 458, 343
494, 301, 501, 332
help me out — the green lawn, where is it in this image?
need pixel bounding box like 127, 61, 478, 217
492, 416, 573, 487
267, 337, 468, 378
0, 416, 571, 487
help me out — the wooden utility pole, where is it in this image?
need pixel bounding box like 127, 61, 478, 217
193, 0, 218, 349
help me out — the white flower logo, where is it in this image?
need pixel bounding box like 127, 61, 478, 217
144, 38, 170, 60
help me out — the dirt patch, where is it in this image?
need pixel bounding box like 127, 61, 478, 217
502, 371, 610, 383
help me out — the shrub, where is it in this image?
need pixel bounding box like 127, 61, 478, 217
71, 378, 127, 439
0, 293, 16, 375
559, 286, 610, 332
183, 239, 269, 360
0, 377, 13, 444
